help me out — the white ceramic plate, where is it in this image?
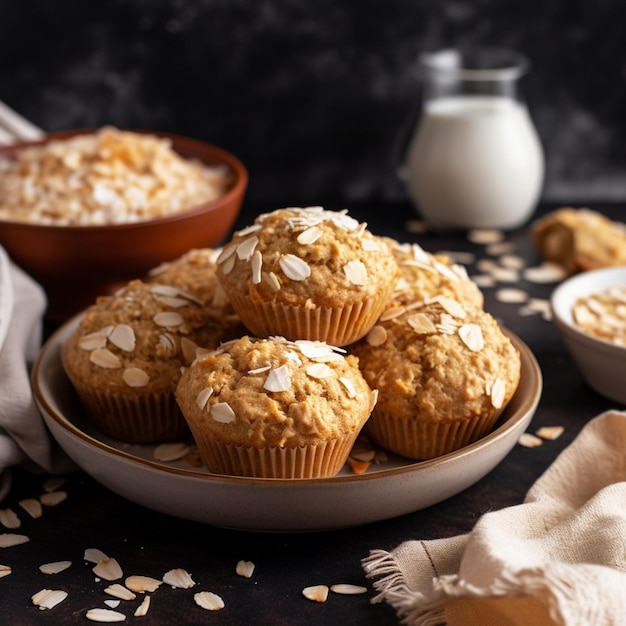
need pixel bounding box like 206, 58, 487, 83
32, 316, 542, 532
0, 246, 14, 354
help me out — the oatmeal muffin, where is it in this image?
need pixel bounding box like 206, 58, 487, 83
215, 206, 400, 346
350, 297, 520, 460
63, 279, 240, 443
384, 238, 483, 310
175, 335, 377, 478
148, 247, 236, 320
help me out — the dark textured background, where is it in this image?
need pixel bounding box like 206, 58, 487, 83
1, 0, 625, 207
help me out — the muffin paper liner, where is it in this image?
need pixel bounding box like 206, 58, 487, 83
188, 429, 360, 478
365, 409, 502, 461
68, 380, 190, 444
225, 292, 392, 347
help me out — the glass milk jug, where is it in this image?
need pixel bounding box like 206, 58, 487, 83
405, 48, 545, 230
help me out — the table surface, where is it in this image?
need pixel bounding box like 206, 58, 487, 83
3, 201, 623, 625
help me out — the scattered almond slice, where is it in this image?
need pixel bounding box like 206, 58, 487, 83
264, 364, 292, 392
134, 596, 151, 617
279, 253, 311, 281
0, 533, 29, 548
93, 558, 123, 581
536, 426, 564, 440
330, 583, 368, 595
163, 568, 195, 589
236, 560, 255, 578
85, 608, 126, 622
210, 402, 237, 424
458, 324, 484, 352
495, 288, 528, 304
43, 476, 67, 493
343, 259, 368, 285
518, 433, 543, 448
467, 229, 505, 245
302, 585, 329, 603
40, 491, 67, 506
194, 591, 225, 611
523, 262, 567, 284
0, 508, 20, 529
154, 442, 190, 462
153, 311, 184, 328
105, 584, 136, 601
122, 368, 150, 388
84, 548, 109, 563
31, 589, 68, 610
90, 348, 122, 369
19, 498, 43, 519
104, 600, 121, 609
40, 561, 72, 575
0, 564, 11, 578
490, 378, 506, 410
125, 575, 162, 593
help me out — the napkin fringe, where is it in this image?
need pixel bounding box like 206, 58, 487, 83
363, 549, 448, 626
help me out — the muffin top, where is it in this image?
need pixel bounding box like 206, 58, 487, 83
148, 247, 236, 319
63, 279, 238, 395
175, 335, 377, 447
385, 238, 483, 310
215, 207, 400, 308
351, 298, 520, 423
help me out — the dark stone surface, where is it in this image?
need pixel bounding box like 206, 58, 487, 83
1, 0, 626, 206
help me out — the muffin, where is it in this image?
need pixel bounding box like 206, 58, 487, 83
350, 297, 520, 460
215, 206, 400, 346
63, 279, 240, 443
175, 335, 378, 478
148, 247, 236, 320
384, 238, 484, 310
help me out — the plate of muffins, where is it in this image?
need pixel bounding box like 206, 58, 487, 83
32, 207, 542, 531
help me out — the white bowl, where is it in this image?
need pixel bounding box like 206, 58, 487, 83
551, 266, 626, 404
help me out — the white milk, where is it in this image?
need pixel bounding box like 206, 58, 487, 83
406, 95, 544, 229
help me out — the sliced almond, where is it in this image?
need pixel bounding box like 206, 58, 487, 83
31, 589, 68, 610
39, 561, 72, 575
210, 402, 236, 424
104, 584, 136, 601
236, 235, 259, 261
153, 311, 184, 328
279, 254, 311, 281
122, 367, 150, 388
251, 250, 263, 284
467, 228, 504, 244
458, 324, 484, 352
84, 548, 109, 563
366, 325, 387, 346
154, 442, 190, 462
134, 596, 151, 617
40, 491, 67, 506
108, 324, 136, 352
330, 583, 368, 595
19, 498, 43, 519
490, 377, 506, 409
196, 387, 213, 411
306, 363, 334, 379
297, 225, 323, 245
235, 560, 255, 578
302, 585, 329, 603
536, 426, 564, 440
263, 364, 291, 392
0, 564, 11, 578
90, 348, 121, 369
518, 432, 543, 448
0, 509, 20, 529
435, 296, 466, 319
93, 558, 123, 581
194, 591, 225, 611
85, 608, 126, 622
407, 313, 437, 334
339, 376, 357, 398
495, 288, 528, 304
343, 259, 368, 285
79, 330, 110, 351
125, 575, 162, 593
0, 533, 29, 548
163, 568, 195, 589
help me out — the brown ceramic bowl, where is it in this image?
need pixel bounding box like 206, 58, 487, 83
0, 129, 248, 322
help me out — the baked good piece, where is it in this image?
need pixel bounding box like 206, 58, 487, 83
531, 207, 626, 274
384, 238, 483, 310
148, 247, 236, 319
215, 206, 400, 346
63, 279, 239, 443
175, 335, 377, 478
350, 298, 520, 460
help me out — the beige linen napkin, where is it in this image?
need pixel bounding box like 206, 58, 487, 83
0, 253, 74, 500
363, 410, 626, 625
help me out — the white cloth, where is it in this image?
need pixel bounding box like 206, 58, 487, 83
363, 410, 626, 626
0, 256, 74, 500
